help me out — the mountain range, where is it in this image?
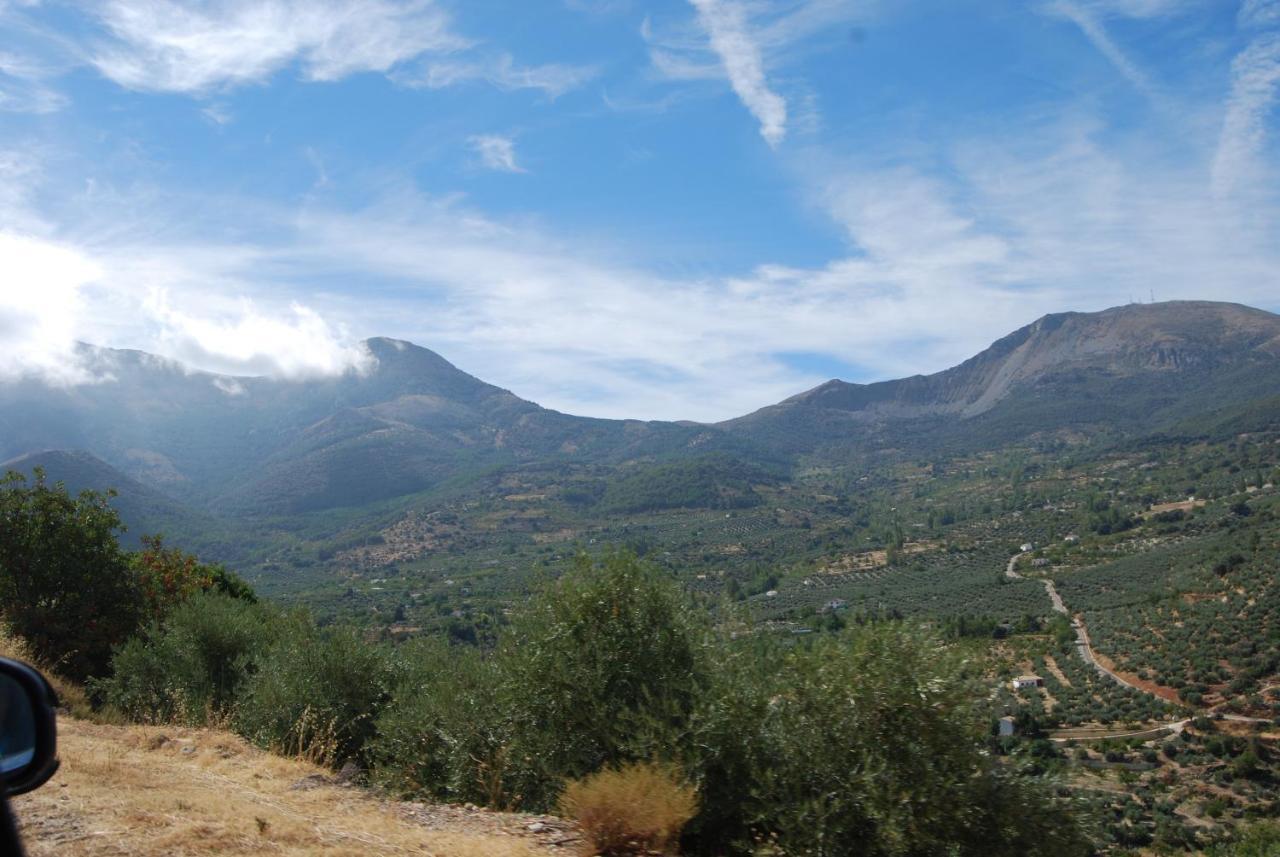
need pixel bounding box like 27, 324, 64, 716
4, 300, 1280, 524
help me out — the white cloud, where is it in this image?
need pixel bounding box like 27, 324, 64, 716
1212, 33, 1280, 197
688, 0, 787, 146
200, 103, 232, 126
0, 232, 102, 384
469, 134, 525, 173
405, 53, 597, 98
142, 290, 375, 378
87, 0, 468, 93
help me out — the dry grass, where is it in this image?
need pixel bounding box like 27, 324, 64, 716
558, 762, 697, 856
12, 717, 550, 857
0, 623, 97, 721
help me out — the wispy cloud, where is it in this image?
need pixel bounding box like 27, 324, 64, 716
469, 134, 525, 173
200, 103, 232, 126
86, 0, 468, 94
404, 52, 597, 98
1043, 0, 1158, 97
1240, 0, 1280, 28
1213, 33, 1280, 197
0, 50, 68, 113
5, 92, 1280, 420
688, 0, 787, 146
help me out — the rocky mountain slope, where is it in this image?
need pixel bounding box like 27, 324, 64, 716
722, 301, 1280, 454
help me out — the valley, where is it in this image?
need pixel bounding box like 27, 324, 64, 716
5, 300, 1280, 852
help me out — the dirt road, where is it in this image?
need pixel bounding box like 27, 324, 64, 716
1006, 553, 1165, 699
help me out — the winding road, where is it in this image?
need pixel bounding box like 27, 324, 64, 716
1005, 553, 1156, 698
1005, 553, 1275, 742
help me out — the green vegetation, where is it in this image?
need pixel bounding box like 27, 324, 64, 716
597, 454, 771, 514
0, 469, 250, 681
7, 317, 1280, 853
3, 479, 1090, 856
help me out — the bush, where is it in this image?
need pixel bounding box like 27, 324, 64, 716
559, 762, 698, 856
495, 551, 711, 809
371, 638, 510, 806
0, 470, 140, 680
685, 625, 1091, 857
235, 617, 394, 767
94, 592, 275, 724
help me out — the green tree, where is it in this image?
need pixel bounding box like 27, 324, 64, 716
496, 551, 711, 809
0, 469, 140, 680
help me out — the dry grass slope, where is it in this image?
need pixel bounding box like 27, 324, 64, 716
12, 717, 558, 857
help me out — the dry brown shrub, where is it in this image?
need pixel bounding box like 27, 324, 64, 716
558, 761, 697, 856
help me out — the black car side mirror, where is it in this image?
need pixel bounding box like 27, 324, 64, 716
0, 658, 58, 797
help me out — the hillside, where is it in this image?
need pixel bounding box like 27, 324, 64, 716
12, 717, 572, 857
0, 450, 216, 549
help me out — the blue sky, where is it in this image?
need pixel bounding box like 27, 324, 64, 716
1, 0, 1279, 420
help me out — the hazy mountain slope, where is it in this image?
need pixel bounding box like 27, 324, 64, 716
0, 450, 213, 548
0, 338, 729, 514
723, 301, 1280, 455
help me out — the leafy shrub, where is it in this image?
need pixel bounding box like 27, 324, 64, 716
685, 625, 1091, 857
0, 470, 141, 680
131, 535, 257, 622
495, 551, 711, 809
371, 638, 510, 805
94, 591, 274, 724
559, 762, 698, 856
235, 617, 394, 767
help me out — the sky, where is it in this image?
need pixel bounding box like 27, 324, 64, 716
1, 0, 1279, 421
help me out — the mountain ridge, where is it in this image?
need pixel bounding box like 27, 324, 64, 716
4, 300, 1279, 514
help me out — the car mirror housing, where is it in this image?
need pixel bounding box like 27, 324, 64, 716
0, 658, 59, 797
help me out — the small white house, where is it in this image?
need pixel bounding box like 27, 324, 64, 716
998, 716, 1016, 737
1020, 543, 1033, 553
1011, 675, 1044, 691
1064, 534, 1079, 543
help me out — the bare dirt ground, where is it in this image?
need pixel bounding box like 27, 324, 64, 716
13, 718, 576, 857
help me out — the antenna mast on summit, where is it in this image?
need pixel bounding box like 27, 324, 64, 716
1150, 288, 1155, 303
